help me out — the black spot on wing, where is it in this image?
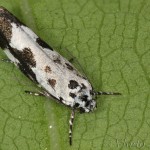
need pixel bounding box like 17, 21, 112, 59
79, 83, 87, 92
81, 95, 88, 102
0, 30, 9, 49
36, 37, 53, 50
3, 45, 38, 83
0, 7, 25, 27
69, 92, 76, 98
22, 48, 36, 67
0, 12, 12, 42
65, 63, 74, 70
48, 79, 56, 88
68, 80, 79, 89
45, 66, 51, 73
81, 83, 86, 89
15, 48, 36, 67
85, 101, 90, 107
18, 63, 38, 83
53, 57, 61, 64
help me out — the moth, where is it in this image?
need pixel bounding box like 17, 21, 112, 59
0, 6, 121, 145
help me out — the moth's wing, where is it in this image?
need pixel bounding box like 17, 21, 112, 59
0, 7, 83, 76
20, 25, 88, 79
20, 25, 54, 51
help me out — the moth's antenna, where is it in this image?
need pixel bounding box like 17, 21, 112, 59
69, 109, 75, 146
92, 91, 121, 96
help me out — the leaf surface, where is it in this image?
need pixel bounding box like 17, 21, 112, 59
0, 0, 150, 150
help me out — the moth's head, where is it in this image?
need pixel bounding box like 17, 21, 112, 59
68, 79, 97, 113
73, 89, 97, 113
69, 79, 121, 113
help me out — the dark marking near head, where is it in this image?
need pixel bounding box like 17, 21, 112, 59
53, 57, 61, 64
16, 48, 36, 67
79, 83, 87, 92
74, 103, 80, 108
48, 79, 56, 88
45, 66, 51, 73
81, 95, 88, 102
65, 63, 74, 70
81, 83, 86, 89
69, 92, 76, 98
85, 101, 90, 107
36, 37, 53, 50
68, 80, 79, 89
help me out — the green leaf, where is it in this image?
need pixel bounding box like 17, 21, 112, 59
0, 0, 150, 150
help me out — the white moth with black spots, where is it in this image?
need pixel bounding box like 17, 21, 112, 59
0, 6, 121, 145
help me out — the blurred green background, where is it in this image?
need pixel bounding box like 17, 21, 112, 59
0, 0, 150, 150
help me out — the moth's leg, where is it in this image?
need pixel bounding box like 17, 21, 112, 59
93, 91, 121, 95
1, 58, 13, 63
25, 90, 48, 97
69, 109, 75, 145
